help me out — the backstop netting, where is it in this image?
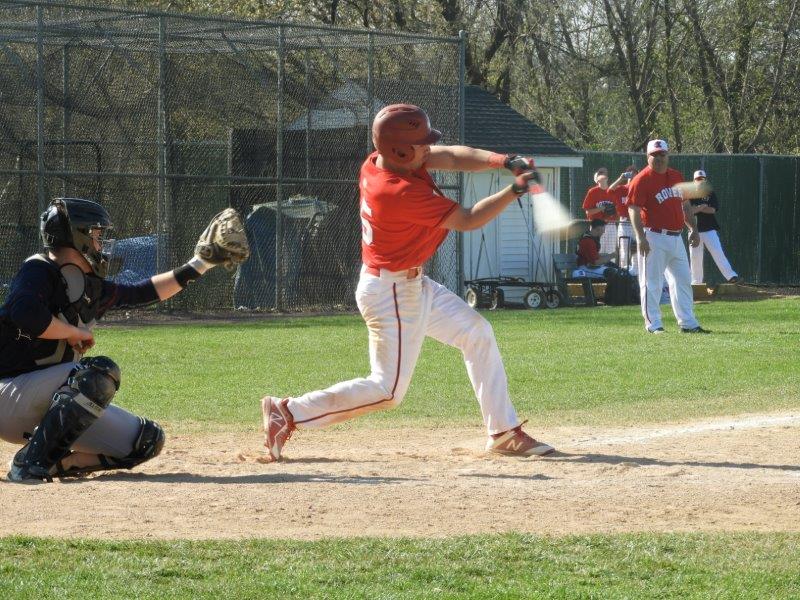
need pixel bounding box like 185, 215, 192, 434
0, 0, 464, 311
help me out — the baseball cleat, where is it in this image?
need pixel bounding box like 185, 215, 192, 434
681, 326, 711, 334
6, 445, 50, 484
261, 396, 295, 462
486, 422, 555, 457
649, 327, 666, 334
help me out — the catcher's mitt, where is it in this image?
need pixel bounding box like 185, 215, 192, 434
597, 201, 616, 216
195, 208, 250, 269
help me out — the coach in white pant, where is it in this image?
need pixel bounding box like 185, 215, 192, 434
688, 170, 738, 284
627, 140, 709, 334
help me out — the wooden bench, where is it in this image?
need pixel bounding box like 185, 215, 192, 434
552, 253, 598, 307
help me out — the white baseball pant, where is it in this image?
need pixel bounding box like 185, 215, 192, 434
639, 229, 700, 332
689, 230, 737, 283
617, 220, 639, 276
286, 266, 519, 435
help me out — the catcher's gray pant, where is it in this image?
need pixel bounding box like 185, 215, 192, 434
689, 230, 737, 283
0, 362, 141, 457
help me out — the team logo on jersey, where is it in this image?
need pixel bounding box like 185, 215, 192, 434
655, 187, 682, 204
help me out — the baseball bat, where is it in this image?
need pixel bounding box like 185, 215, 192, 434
528, 183, 572, 233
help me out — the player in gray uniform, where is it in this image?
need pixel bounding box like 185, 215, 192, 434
1, 198, 248, 483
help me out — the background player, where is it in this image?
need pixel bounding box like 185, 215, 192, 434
573, 219, 619, 279
582, 168, 619, 254
608, 167, 639, 275
262, 103, 555, 461
688, 169, 739, 284
627, 140, 709, 334
1, 199, 248, 482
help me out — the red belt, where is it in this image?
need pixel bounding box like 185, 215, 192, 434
364, 265, 422, 279
649, 228, 681, 236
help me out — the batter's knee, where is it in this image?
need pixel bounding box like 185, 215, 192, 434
368, 376, 406, 409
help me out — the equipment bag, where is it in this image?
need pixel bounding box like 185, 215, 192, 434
604, 269, 639, 305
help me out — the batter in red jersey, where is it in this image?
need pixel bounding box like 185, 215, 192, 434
261, 104, 555, 460
628, 139, 709, 334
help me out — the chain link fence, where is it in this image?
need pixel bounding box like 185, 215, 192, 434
563, 152, 800, 286
0, 0, 464, 311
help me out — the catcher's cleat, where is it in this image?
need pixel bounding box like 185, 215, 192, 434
261, 396, 295, 462
486, 421, 554, 457
680, 326, 711, 334
7, 444, 51, 484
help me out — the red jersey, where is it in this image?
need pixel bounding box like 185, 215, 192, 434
610, 185, 629, 219
576, 234, 601, 267
627, 167, 686, 230
582, 185, 618, 223
359, 152, 458, 270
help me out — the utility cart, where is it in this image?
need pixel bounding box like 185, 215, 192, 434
464, 276, 564, 310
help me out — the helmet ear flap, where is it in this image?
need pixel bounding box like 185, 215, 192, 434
40, 198, 73, 249
53, 199, 73, 246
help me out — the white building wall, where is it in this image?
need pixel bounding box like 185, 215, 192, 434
462, 167, 564, 304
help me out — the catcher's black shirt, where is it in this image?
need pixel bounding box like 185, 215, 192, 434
690, 192, 720, 232
0, 255, 158, 379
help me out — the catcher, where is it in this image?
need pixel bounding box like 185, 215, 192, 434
1, 198, 248, 483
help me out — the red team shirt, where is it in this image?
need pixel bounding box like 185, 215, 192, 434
610, 185, 629, 219
627, 167, 686, 230
576, 235, 601, 267
582, 186, 618, 223
359, 151, 458, 270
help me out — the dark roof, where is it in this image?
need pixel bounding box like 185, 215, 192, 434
464, 85, 577, 156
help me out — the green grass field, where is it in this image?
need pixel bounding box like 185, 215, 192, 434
5, 297, 800, 598
2, 534, 800, 599
100, 296, 800, 432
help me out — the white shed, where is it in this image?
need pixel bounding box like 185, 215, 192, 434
461, 86, 583, 303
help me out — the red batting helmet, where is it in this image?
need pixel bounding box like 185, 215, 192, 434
372, 104, 442, 164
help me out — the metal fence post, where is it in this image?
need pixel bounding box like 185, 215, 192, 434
367, 32, 374, 153
304, 48, 310, 181
157, 15, 168, 277
35, 5, 45, 213
62, 42, 70, 198
276, 24, 285, 311
756, 156, 765, 284
457, 30, 466, 297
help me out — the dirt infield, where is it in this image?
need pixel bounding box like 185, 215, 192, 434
2, 412, 799, 540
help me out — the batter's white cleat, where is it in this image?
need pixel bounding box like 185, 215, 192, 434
261, 396, 295, 462
486, 422, 555, 457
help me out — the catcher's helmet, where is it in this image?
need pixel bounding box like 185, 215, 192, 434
372, 104, 442, 165
40, 198, 114, 278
